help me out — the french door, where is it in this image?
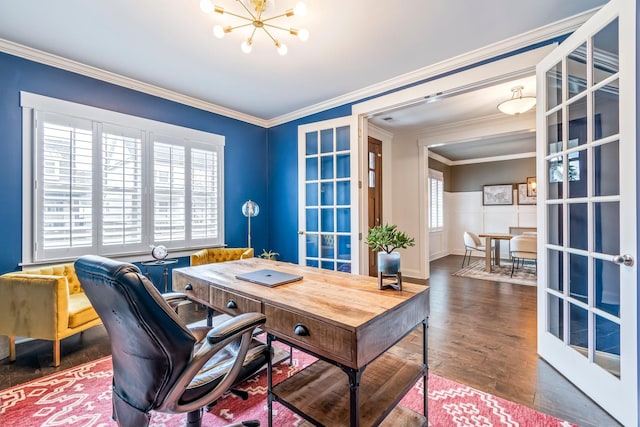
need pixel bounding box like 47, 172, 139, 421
298, 117, 359, 274
536, 0, 637, 425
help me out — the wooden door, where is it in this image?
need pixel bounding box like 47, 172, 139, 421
367, 136, 382, 276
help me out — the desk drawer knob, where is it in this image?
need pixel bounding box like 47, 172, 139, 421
184, 283, 193, 291
226, 300, 238, 309
294, 323, 309, 336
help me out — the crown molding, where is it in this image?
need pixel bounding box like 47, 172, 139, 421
0, 38, 268, 128
427, 151, 453, 166
429, 150, 536, 166
1, 6, 599, 130
266, 7, 600, 127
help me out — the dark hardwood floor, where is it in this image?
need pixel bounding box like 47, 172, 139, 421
0, 255, 620, 426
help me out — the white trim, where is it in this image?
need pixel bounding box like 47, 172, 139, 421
449, 152, 537, 166
1, 39, 267, 128
427, 151, 452, 167
0, 8, 600, 128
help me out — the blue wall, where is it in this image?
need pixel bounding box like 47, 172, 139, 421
0, 52, 269, 274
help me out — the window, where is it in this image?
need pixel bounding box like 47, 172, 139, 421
22, 92, 225, 264
428, 169, 444, 231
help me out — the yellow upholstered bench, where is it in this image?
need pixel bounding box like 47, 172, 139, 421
0, 263, 101, 366
190, 247, 254, 266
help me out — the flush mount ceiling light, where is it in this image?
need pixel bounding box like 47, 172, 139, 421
200, 0, 309, 55
497, 86, 536, 115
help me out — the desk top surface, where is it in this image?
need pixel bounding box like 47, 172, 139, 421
173, 258, 429, 330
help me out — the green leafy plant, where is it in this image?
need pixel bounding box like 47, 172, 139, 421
259, 249, 279, 260
365, 223, 415, 254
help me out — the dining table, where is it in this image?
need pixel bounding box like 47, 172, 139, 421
478, 233, 514, 272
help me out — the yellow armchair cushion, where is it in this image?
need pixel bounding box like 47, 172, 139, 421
190, 247, 254, 266
68, 293, 98, 329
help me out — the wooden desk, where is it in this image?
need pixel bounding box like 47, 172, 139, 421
172, 258, 429, 426
479, 233, 513, 272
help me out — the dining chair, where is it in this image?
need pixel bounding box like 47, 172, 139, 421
462, 231, 493, 267
509, 235, 538, 277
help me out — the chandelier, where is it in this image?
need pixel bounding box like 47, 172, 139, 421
199, 0, 309, 55
497, 86, 536, 115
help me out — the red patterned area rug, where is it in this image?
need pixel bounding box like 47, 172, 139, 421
1, 350, 575, 427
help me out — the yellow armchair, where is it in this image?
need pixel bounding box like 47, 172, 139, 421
190, 247, 254, 266
0, 263, 102, 366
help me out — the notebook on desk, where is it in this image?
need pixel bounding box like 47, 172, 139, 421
235, 269, 303, 287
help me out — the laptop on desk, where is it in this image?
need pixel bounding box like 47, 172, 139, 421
235, 269, 303, 287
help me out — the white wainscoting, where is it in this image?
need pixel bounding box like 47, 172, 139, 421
445, 190, 537, 261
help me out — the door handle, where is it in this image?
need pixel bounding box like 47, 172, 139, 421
612, 254, 634, 267
298, 231, 304, 235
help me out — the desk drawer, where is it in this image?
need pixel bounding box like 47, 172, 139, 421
172, 276, 208, 304
210, 288, 262, 316
264, 303, 353, 363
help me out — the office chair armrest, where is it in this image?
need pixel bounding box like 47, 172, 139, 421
206, 312, 266, 345
161, 312, 267, 414
162, 292, 191, 312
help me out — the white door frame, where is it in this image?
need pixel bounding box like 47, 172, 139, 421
535, 0, 637, 424
352, 46, 556, 278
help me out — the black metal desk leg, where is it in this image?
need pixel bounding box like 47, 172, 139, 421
206, 307, 214, 327
347, 368, 362, 426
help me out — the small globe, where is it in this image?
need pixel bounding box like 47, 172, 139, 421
242, 200, 259, 217
151, 245, 168, 260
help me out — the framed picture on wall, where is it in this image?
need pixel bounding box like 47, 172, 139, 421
483, 184, 513, 206
517, 183, 537, 205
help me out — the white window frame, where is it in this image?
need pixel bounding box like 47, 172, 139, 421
428, 169, 444, 231
21, 92, 225, 265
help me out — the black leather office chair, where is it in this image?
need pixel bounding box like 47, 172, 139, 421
75, 255, 269, 427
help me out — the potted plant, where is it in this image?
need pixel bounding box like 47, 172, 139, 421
259, 249, 279, 261
365, 223, 415, 276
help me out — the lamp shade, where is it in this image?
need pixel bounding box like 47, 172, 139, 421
242, 200, 259, 217
497, 86, 536, 115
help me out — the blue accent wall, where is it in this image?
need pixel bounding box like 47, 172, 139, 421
0, 51, 269, 274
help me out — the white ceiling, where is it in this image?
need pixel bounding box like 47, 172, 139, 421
0, 0, 607, 159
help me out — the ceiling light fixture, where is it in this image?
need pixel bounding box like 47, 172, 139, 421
200, 0, 309, 56
497, 86, 536, 115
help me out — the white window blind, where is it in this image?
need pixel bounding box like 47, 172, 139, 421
153, 141, 186, 242
22, 92, 225, 264
38, 114, 94, 258
428, 169, 444, 231
102, 125, 143, 248
191, 148, 219, 240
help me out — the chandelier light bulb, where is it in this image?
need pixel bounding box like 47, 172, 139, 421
277, 42, 288, 55
241, 39, 253, 53
297, 28, 309, 41
200, 0, 214, 14
293, 1, 307, 16
213, 25, 225, 38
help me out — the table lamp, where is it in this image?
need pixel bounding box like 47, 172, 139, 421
242, 200, 259, 248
